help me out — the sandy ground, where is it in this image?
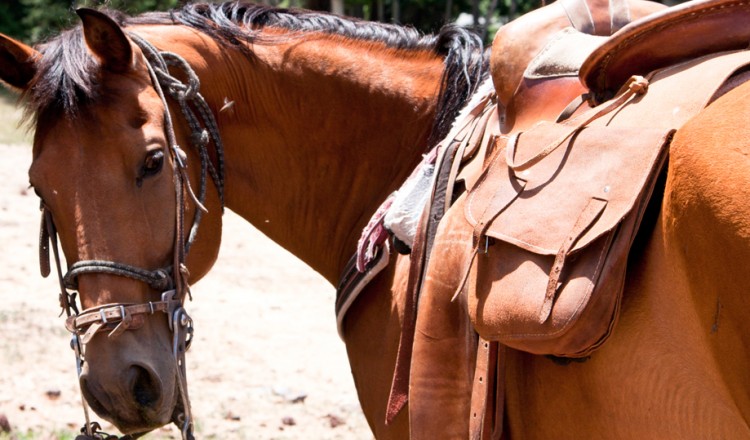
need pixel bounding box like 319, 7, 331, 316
0, 142, 373, 439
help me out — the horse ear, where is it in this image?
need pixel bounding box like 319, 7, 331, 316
76, 8, 133, 73
0, 33, 39, 91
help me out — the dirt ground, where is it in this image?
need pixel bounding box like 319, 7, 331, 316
0, 142, 374, 439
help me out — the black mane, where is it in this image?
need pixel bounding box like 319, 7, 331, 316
27, 2, 487, 145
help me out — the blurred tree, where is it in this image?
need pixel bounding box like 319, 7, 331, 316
0, 0, 28, 41
0, 0, 684, 45
21, 0, 74, 43
15, 0, 181, 43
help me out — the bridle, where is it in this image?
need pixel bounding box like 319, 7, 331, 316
38, 32, 225, 440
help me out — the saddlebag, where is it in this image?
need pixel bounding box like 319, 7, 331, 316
461, 121, 672, 357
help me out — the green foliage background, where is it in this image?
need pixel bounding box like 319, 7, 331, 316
2, 0, 182, 42
1, 0, 679, 45
0, 0, 560, 45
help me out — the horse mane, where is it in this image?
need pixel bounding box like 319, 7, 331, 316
26, 2, 487, 146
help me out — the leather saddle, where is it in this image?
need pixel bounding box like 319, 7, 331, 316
406, 0, 750, 438
489, 0, 666, 133
490, 0, 750, 133
581, 0, 750, 103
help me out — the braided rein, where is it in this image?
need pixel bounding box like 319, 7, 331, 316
38, 33, 226, 440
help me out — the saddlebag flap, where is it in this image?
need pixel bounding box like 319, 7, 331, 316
462, 121, 672, 356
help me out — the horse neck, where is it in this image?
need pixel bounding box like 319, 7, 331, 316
138, 25, 446, 283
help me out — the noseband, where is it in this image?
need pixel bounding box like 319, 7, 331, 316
38, 33, 225, 440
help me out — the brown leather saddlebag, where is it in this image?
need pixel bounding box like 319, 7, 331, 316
461, 122, 672, 357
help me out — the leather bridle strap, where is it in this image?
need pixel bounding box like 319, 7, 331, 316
128, 31, 226, 255
40, 206, 77, 317
64, 261, 172, 292
36, 32, 226, 440
65, 295, 181, 344
42, 201, 195, 440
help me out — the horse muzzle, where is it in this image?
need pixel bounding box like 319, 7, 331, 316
78, 331, 180, 434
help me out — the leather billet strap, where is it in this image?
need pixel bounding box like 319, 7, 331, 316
385, 137, 460, 424
385, 200, 431, 424
470, 337, 496, 439
470, 338, 506, 440
540, 197, 607, 323
385, 81, 500, 423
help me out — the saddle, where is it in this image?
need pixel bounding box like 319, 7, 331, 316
401, 0, 750, 438
489, 0, 666, 132
463, 48, 750, 357
581, 0, 750, 103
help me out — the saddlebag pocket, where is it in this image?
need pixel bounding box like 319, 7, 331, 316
461, 122, 672, 357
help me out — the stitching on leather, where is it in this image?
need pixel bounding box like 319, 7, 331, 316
595, 0, 750, 89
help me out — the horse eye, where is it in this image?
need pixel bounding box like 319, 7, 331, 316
142, 150, 164, 177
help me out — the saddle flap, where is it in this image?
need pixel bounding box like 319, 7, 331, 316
580, 0, 750, 99
464, 122, 673, 255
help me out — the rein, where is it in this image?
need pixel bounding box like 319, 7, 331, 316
38, 33, 225, 440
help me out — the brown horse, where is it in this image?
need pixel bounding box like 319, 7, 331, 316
2, 1, 749, 440
0, 3, 485, 438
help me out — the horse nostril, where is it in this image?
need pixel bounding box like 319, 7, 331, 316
129, 365, 162, 409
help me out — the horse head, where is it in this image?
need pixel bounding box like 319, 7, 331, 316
0, 9, 223, 435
